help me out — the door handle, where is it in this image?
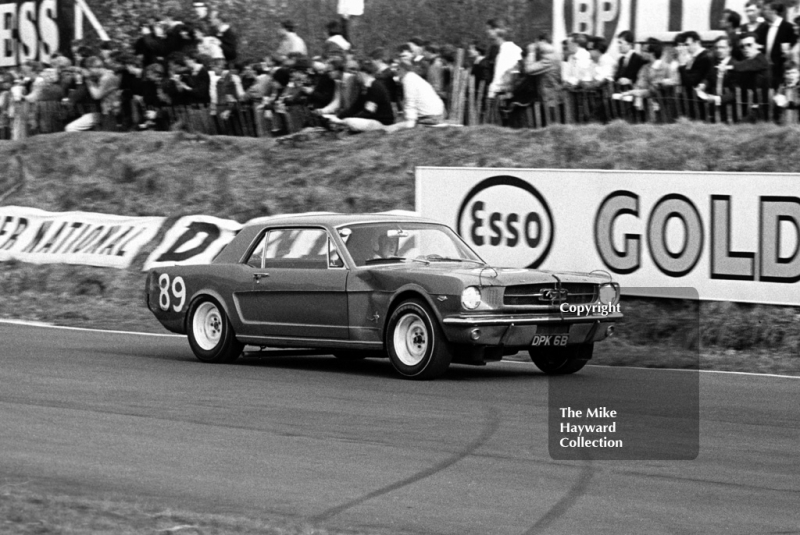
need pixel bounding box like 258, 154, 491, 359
253, 273, 269, 281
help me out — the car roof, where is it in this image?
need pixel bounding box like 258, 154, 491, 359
214, 212, 446, 265
243, 211, 440, 228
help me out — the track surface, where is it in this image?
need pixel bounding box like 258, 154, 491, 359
1, 322, 798, 535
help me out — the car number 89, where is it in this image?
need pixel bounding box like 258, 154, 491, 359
158, 274, 186, 313
531, 334, 569, 347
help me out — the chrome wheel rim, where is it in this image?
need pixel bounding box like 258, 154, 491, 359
394, 313, 429, 366
193, 302, 223, 351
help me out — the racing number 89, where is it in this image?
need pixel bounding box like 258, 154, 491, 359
158, 274, 186, 313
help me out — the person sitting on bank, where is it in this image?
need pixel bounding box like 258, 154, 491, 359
334, 59, 394, 132
385, 59, 445, 132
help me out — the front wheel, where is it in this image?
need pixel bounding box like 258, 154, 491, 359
187, 298, 243, 363
386, 299, 452, 380
529, 344, 593, 375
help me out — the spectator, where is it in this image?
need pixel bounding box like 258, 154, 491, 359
468, 41, 491, 87
623, 38, 679, 98
743, 1, 765, 34
677, 31, 713, 90
195, 24, 225, 61
276, 20, 308, 60
486, 21, 522, 99
615, 30, 645, 88
336, 59, 394, 132
180, 50, 212, 105
562, 33, 592, 87
324, 20, 351, 57
137, 62, 171, 130
370, 47, 400, 107
162, 6, 194, 56
210, 10, 238, 64
523, 41, 562, 111
134, 19, 167, 68
588, 36, 615, 86
317, 57, 349, 115
65, 56, 120, 132
698, 36, 737, 112
385, 58, 444, 132
306, 57, 336, 109
721, 9, 745, 60
424, 43, 446, 100
757, 2, 796, 90
733, 32, 771, 120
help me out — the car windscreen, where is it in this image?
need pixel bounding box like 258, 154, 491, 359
338, 223, 484, 267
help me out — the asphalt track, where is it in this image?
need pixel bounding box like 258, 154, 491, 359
1, 322, 798, 535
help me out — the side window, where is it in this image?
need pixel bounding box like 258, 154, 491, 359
264, 229, 330, 269
245, 231, 267, 268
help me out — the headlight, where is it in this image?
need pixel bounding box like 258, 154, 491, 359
598, 283, 620, 305
461, 286, 482, 310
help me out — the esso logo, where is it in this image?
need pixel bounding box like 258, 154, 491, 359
564, 0, 621, 42
457, 176, 554, 269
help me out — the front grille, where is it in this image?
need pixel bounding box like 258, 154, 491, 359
503, 283, 597, 306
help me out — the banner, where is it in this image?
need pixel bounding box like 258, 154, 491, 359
0, 206, 164, 269
143, 215, 242, 270
552, 0, 763, 56
1, 0, 69, 68
416, 167, 800, 306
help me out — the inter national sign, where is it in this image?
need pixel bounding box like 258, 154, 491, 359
143, 215, 242, 271
416, 167, 800, 306
0, 206, 164, 269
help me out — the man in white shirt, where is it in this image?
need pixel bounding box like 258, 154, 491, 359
276, 20, 308, 59
562, 33, 593, 87
486, 22, 522, 99
385, 59, 445, 132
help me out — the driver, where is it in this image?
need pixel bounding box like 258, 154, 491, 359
372, 233, 399, 259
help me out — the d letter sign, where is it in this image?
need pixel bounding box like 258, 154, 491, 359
417, 168, 800, 305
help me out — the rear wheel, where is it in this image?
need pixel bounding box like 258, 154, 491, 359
386, 299, 452, 380
529, 344, 593, 375
187, 298, 243, 363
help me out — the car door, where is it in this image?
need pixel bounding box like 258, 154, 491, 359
235, 227, 349, 340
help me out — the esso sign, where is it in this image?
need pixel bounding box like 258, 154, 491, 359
564, 0, 621, 42
457, 176, 554, 269
0, 0, 60, 67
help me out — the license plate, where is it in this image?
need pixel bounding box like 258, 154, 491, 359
531, 334, 569, 346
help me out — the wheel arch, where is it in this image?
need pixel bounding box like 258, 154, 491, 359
382, 285, 444, 343
184, 288, 236, 334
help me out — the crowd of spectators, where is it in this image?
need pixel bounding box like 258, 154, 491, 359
2, 0, 800, 139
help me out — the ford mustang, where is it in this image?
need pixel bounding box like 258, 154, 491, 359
145, 213, 621, 379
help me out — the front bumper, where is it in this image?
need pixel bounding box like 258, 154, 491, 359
442, 312, 621, 347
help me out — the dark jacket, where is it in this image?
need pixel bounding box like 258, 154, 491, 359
705, 58, 738, 104
217, 26, 238, 63
679, 49, 714, 88
756, 19, 797, 87
615, 51, 646, 85
733, 53, 771, 95
375, 67, 400, 104
338, 79, 395, 125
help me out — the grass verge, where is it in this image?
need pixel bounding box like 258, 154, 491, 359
1, 125, 799, 374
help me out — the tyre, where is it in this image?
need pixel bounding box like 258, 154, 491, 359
187, 298, 244, 363
529, 343, 593, 375
386, 299, 452, 379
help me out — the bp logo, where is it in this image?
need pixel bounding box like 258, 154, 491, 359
457, 176, 554, 269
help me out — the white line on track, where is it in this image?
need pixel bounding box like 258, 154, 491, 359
0, 319, 182, 338
2, 319, 798, 379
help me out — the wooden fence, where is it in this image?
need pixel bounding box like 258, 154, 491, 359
1, 79, 795, 141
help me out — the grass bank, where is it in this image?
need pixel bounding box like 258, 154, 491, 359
1, 124, 799, 375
